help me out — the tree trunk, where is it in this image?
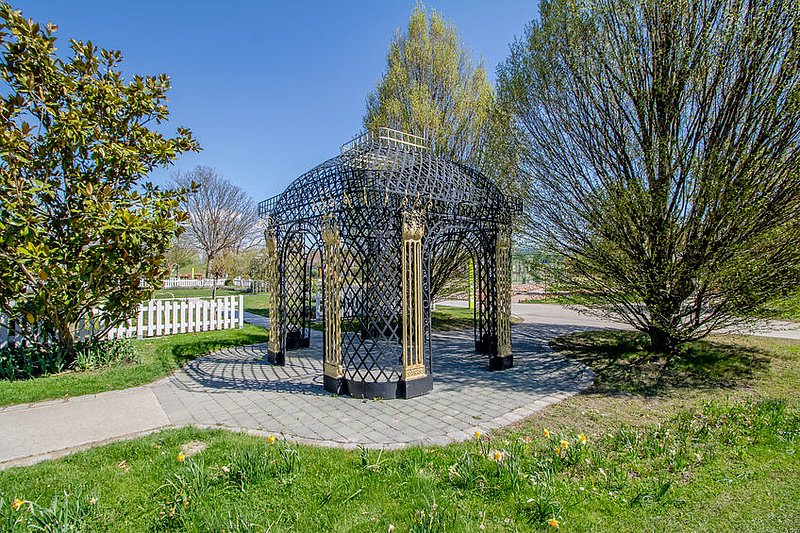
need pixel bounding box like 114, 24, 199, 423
646, 324, 678, 354
51, 315, 76, 357
204, 255, 212, 279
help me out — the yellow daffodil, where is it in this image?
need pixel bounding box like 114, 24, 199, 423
11, 498, 24, 511
560, 440, 569, 450
177, 452, 185, 462
267, 435, 276, 444
548, 517, 560, 529
543, 428, 550, 438
554, 446, 562, 455
474, 430, 482, 439
578, 434, 587, 444
493, 450, 504, 462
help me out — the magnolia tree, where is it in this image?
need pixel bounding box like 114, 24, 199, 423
499, 0, 800, 352
0, 4, 199, 353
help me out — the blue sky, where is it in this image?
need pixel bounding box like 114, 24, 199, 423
12, 1, 537, 202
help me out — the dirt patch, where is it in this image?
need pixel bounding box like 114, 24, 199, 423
180, 440, 208, 458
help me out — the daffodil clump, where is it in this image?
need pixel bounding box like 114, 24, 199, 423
2, 491, 99, 530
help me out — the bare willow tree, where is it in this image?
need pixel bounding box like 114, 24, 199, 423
499, 0, 800, 352
174, 166, 259, 278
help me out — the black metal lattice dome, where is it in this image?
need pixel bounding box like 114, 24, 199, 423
259, 128, 515, 399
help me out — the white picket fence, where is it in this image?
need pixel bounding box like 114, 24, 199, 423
0, 295, 244, 348
162, 278, 228, 289
161, 278, 268, 292
233, 279, 269, 292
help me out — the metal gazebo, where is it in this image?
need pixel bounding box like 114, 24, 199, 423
259, 128, 515, 399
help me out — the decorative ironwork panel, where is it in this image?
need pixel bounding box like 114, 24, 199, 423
322, 217, 343, 379
401, 209, 426, 381
496, 230, 512, 357
264, 224, 282, 357
260, 128, 517, 398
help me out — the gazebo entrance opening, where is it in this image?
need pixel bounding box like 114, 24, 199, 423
260, 129, 516, 399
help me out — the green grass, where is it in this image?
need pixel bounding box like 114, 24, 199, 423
0, 325, 268, 407
521, 290, 800, 323
307, 305, 521, 333
431, 304, 476, 331
758, 291, 800, 322
431, 305, 522, 331
519, 293, 608, 305
3, 332, 797, 530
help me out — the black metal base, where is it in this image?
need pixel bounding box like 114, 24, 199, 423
323, 374, 348, 395
341, 375, 433, 399
267, 350, 285, 366
489, 354, 513, 370
398, 375, 434, 398
285, 329, 310, 350
285, 336, 310, 350
475, 335, 497, 354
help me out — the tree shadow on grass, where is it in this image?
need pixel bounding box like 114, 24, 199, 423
549, 330, 771, 397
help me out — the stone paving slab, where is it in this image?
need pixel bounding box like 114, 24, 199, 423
0, 308, 599, 468
0, 386, 171, 469
151, 323, 595, 449
4, 303, 796, 469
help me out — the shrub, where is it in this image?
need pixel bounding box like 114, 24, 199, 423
0, 338, 138, 381
72, 339, 138, 371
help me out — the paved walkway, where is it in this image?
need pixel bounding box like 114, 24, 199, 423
2, 304, 798, 469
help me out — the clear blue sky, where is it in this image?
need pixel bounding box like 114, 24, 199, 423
12, 1, 538, 202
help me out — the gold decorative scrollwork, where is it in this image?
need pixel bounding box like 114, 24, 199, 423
321, 216, 343, 379
401, 209, 426, 381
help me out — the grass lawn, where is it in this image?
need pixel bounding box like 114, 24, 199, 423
0, 325, 269, 407
518, 293, 609, 306
2, 331, 796, 531
758, 291, 800, 322
431, 305, 523, 330
307, 305, 522, 332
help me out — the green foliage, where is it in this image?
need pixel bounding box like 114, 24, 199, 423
498, 0, 800, 352
72, 338, 138, 372
0, 344, 68, 380
0, 338, 137, 381
0, 3, 200, 354
154, 439, 301, 529
365, 4, 528, 298
0, 490, 101, 532
759, 291, 800, 322
365, 4, 493, 164
1, 396, 798, 531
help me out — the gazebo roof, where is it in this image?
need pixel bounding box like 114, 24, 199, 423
258, 128, 516, 227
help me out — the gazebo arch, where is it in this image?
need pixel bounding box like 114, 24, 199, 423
259, 128, 516, 399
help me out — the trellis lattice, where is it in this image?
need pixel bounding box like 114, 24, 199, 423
260, 128, 517, 399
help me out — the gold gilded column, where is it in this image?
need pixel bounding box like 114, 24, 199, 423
496, 231, 512, 357
321, 218, 343, 380
401, 210, 426, 381
265, 225, 283, 358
